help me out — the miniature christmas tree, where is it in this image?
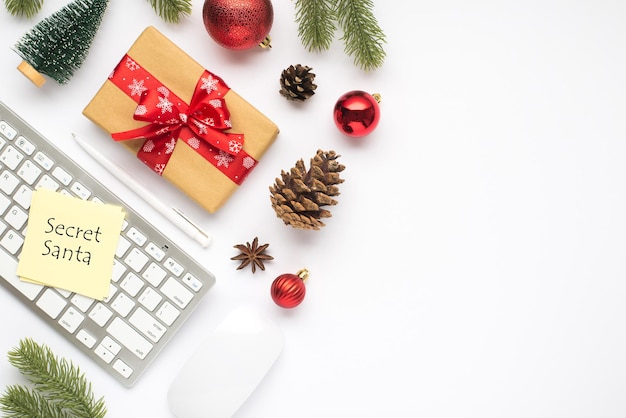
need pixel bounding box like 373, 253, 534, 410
13, 0, 109, 86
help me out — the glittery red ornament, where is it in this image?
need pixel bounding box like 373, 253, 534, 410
202, 0, 273, 51
271, 269, 308, 308
333, 90, 381, 137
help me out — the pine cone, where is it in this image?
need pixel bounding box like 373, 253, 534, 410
279, 64, 317, 102
270, 149, 345, 230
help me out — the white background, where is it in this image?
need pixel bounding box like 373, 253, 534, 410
2, 0, 626, 417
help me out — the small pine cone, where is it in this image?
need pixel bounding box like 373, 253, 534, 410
279, 64, 317, 102
269, 149, 345, 230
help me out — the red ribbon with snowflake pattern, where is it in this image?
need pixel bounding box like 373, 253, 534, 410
109, 55, 256, 185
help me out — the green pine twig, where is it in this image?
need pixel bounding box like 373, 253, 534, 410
2, 338, 107, 418
294, 0, 337, 52
336, 0, 386, 71
0, 385, 72, 418
4, 0, 44, 17
146, 0, 192, 23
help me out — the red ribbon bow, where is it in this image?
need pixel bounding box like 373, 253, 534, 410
109, 55, 254, 184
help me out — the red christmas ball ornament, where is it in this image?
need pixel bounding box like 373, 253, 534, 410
202, 0, 273, 51
333, 90, 381, 137
271, 269, 308, 308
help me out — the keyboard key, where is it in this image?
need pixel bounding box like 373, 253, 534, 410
0, 229, 24, 254
95, 344, 116, 364
0, 145, 24, 170
89, 302, 113, 327
124, 248, 149, 272
165, 257, 184, 277
36, 289, 67, 319
120, 272, 144, 297
76, 329, 97, 348
17, 160, 41, 184
161, 277, 193, 309
111, 259, 127, 283
58, 307, 85, 333
115, 236, 131, 258
33, 151, 53, 170
155, 301, 180, 326
101, 336, 122, 355
182, 272, 203, 292
5, 205, 28, 230
107, 317, 153, 360
113, 359, 133, 379
14, 185, 33, 209
0, 170, 20, 194
0, 120, 17, 140
70, 181, 91, 200
52, 166, 72, 185
142, 262, 167, 287
145, 242, 166, 261
110, 292, 135, 317
0, 193, 10, 214
71, 293, 95, 312
35, 174, 59, 191
127, 227, 147, 246
130, 307, 167, 343
138, 287, 162, 311
15, 136, 35, 155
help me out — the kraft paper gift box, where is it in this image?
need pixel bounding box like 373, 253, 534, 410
83, 26, 279, 213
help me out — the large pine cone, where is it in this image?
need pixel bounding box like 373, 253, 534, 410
279, 64, 317, 102
270, 149, 345, 230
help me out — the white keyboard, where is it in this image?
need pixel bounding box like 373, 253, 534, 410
0, 100, 215, 387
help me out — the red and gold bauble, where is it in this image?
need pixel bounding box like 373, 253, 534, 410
271, 269, 308, 308
202, 0, 273, 51
333, 90, 381, 137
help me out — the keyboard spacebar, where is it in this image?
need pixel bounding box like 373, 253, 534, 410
0, 249, 44, 301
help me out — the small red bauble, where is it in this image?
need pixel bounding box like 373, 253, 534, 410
271, 269, 308, 308
333, 90, 381, 137
202, 0, 273, 51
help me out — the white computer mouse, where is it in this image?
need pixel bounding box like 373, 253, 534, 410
167, 306, 284, 418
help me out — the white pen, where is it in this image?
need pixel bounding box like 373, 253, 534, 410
72, 133, 211, 247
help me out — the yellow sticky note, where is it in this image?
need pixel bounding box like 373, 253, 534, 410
16, 189, 125, 300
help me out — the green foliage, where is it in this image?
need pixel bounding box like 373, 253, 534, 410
336, 0, 386, 71
293, 0, 386, 71
145, 0, 192, 23
13, 0, 109, 85
4, 0, 44, 17
0, 338, 107, 418
295, 0, 337, 52
5, 0, 192, 23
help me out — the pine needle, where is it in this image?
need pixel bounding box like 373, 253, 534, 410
336, 0, 386, 71
4, 0, 44, 17
294, 0, 337, 51
2, 338, 107, 418
146, 0, 192, 23
0, 385, 71, 418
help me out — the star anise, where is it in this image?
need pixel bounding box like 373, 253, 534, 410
231, 237, 274, 273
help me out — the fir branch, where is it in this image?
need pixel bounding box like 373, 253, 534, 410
6, 339, 107, 418
336, 0, 386, 71
294, 0, 337, 51
4, 0, 44, 17
0, 385, 72, 418
146, 0, 192, 23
